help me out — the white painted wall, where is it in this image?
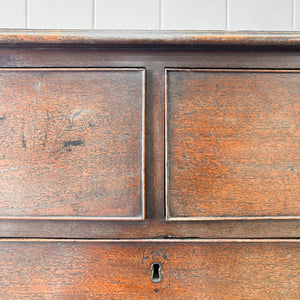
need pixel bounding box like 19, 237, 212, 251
0, 0, 299, 30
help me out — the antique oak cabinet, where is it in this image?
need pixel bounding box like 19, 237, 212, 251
0, 30, 299, 299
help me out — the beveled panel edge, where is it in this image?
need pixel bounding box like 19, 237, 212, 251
0, 67, 146, 72
0, 30, 300, 47
0, 219, 299, 238
167, 216, 300, 221
0, 67, 146, 221
165, 68, 300, 221
0, 216, 145, 221
0, 238, 299, 243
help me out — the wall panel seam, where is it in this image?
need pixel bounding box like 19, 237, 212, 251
159, 0, 162, 30
293, 0, 296, 30
25, 0, 28, 28
92, 0, 96, 29
226, 0, 230, 30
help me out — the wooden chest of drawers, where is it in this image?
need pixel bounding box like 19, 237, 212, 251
0, 30, 299, 299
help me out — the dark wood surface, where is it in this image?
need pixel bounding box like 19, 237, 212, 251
0, 31, 299, 298
166, 69, 300, 220
0, 29, 300, 47
2, 48, 300, 70
0, 240, 299, 299
0, 219, 299, 239
0, 36, 299, 237
0, 68, 145, 219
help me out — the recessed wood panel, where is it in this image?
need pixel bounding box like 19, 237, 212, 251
0, 68, 145, 219
166, 69, 300, 220
0, 240, 299, 299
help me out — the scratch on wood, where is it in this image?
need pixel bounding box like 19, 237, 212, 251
32, 81, 41, 149
21, 132, 26, 149
0, 166, 20, 173
36, 81, 41, 104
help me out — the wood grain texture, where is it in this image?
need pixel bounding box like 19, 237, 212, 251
0, 68, 145, 219
167, 69, 300, 220
145, 66, 165, 219
0, 36, 299, 239
2, 48, 300, 70
0, 33, 299, 299
0, 240, 299, 299
0, 30, 300, 47
0, 219, 299, 239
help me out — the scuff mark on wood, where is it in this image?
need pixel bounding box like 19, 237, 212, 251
63, 140, 84, 148
21, 132, 26, 149
0, 166, 20, 173
65, 108, 92, 128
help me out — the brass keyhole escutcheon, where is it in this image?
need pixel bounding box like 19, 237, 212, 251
150, 262, 162, 283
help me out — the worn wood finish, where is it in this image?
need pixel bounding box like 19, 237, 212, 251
1, 29, 300, 47
0, 32, 299, 236
167, 69, 300, 220
145, 66, 165, 219
2, 48, 300, 70
0, 30, 299, 299
0, 219, 299, 239
0, 239, 299, 299
0, 68, 145, 219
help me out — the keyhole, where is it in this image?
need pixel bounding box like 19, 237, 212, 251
150, 262, 162, 283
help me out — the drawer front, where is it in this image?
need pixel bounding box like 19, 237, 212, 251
0, 240, 299, 299
166, 69, 300, 220
0, 69, 145, 220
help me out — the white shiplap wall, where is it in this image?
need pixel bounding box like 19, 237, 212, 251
0, 0, 299, 30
